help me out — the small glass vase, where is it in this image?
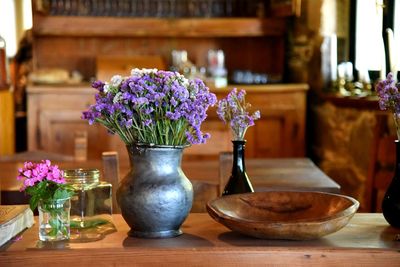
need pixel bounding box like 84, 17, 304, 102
38, 197, 71, 241
222, 140, 254, 196
382, 140, 400, 228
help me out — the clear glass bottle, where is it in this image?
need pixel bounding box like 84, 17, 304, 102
63, 169, 114, 240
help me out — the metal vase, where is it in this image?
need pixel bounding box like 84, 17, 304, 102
117, 144, 193, 238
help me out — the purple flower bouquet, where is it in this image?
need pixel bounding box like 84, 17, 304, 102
82, 69, 217, 146
217, 88, 260, 140
376, 73, 400, 139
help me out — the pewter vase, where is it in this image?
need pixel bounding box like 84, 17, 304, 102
117, 144, 193, 238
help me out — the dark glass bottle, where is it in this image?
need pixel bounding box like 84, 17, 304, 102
382, 140, 400, 228
222, 140, 254, 196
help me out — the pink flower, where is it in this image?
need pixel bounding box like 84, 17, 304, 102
17, 160, 66, 191
23, 169, 32, 178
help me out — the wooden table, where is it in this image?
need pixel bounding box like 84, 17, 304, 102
183, 158, 341, 193
1, 158, 340, 206
1, 213, 400, 266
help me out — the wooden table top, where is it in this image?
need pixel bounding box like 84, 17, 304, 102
1, 157, 340, 194
1, 213, 400, 266
182, 158, 340, 193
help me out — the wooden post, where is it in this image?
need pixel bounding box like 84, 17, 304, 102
0, 89, 14, 156
218, 152, 232, 195
102, 151, 120, 213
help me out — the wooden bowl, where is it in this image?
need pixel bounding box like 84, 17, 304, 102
206, 191, 359, 240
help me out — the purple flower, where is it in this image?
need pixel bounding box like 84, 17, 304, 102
82, 69, 216, 145
92, 80, 105, 91
376, 73, 400, 112
143, 119, 153, 126
377, 73, 400, 139
217, 88, 260, 140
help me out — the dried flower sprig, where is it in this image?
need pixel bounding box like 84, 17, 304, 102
17, 160, 74, 211
217, 88, 261, 140
376, 73, 400, 139
82, 69, 217, 146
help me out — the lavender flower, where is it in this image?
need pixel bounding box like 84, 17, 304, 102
376, 73, 400, 139
82, 69, 217, 146
217, 88, 260, 140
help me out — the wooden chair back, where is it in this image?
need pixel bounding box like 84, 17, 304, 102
218, 151, 233, 195
364, 113, 396, 212
101, 151, 120, 213
191, 180, 219, 212
0, 130, 88, 163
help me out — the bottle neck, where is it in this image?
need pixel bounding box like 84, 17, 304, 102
232, 140, 246, 174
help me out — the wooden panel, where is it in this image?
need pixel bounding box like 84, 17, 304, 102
249, 113, 291, 157
184, 121, 231, 160
27, 85, 130, 165
33, 16, 287, 37
32, 36, 283, 81
269, 0, 302, 17
30, 7, 288, 81
96, 55, 166, 81
27, 84, 308, 161
0, 90, 14, 155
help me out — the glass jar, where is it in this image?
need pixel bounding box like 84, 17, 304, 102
63, 169, 114, 241
38, 197, 71, 242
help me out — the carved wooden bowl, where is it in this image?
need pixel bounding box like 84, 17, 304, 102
206, 191, 359, 240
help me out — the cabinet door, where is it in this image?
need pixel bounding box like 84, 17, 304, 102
183, 120, 231, 160
246, 109, 298, 158
38, 109, 131, 163
269, 0, 301, 17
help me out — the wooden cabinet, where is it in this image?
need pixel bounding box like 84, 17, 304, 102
312, 95, 381, 210
27, 1, 307, 163
31, 6, 288, 81
27, 83, 308, 164
186, 84, 309, 159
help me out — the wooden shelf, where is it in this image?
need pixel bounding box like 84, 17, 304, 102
321, 93, 380, 110
33, 16, 287, 37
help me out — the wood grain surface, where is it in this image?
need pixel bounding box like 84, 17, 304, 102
1, 213, 400, 266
